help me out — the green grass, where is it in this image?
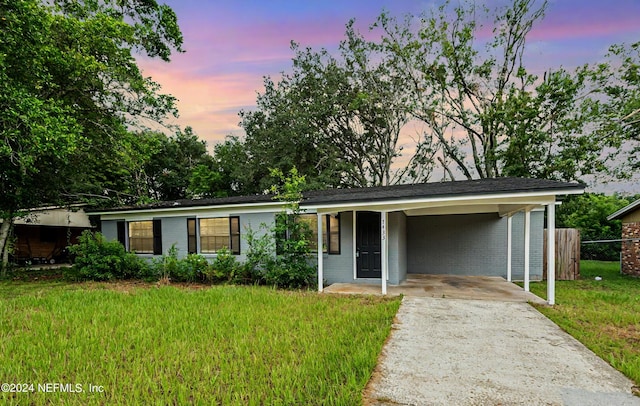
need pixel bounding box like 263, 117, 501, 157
529, 260, 640, 386
0, 281, 400, 405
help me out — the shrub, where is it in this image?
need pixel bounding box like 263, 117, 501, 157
68, 231, 149, 281
242, 223, 276, 284
264, 257, 315, 289
268, 168, 317, 289
150, 245, 209, 283
183, 254, 210, 282
208, 248, 244, 284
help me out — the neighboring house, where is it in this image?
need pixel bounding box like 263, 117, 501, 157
91, 178, 584, 304
2, 205, 93, 265
607, 198, 640, 276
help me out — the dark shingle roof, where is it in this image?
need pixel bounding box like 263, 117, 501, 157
302, 177, 583, 205
91, 177, 583, 213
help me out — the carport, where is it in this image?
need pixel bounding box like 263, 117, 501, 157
307, 178, 584, 305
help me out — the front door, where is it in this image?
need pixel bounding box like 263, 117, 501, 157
356, 212, 381, 278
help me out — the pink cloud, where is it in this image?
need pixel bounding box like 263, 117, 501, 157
135, 12, 358, 147
530, 19, 640, 41
138, 60, 266, 146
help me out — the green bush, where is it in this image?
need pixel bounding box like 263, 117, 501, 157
150, 245, 210, 283
264, 259, 315, 289
68, 231, 149, 281
242, 224, 276, 284
183, 254, 210, 282
208, 248, 244, 284
268, 168, 317, 289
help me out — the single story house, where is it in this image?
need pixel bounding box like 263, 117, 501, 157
92, 178, 584, 304
1, 205, 93, 265
607, 198, 640, 276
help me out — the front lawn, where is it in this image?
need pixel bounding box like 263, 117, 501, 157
530, 260, 640, 386
0, 282, 400, 405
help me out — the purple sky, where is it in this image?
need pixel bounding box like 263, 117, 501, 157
139, 0, 640, 149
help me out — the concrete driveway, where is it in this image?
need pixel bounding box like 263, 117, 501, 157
364, 297, 640, 406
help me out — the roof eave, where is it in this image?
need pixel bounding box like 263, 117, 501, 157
607, 198, 640, 221
305, 187, 584, 211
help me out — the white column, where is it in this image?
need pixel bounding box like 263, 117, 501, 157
547, 203, 556, 305
317, 213, 323, 292
524, 209, 531, 292
507, 215, 513, 282
352, 211, 357, 279
381, 211, 388, 295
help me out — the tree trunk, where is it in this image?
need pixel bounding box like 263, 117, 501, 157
0, 214, 13, 276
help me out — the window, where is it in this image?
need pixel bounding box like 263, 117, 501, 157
128, 221, 154, 253
297, 213, 340, 254
199, 217, 240, 254
127, 219, 162, 254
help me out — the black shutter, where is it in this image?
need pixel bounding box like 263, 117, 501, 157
230, 216, 240, 255
117, 221, 126, 246
187, 218, 197, 254
153, 219, 162, 255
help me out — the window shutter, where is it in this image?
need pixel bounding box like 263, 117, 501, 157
153, 219, 162, 255
187, 218, 197, 254
230, 216, 240, 255
328, 214, 341, 254
117, 221, 126, 247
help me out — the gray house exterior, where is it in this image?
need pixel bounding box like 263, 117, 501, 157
93, 178, 584, 304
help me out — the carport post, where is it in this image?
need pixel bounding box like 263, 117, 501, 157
317, 212, 323, 292
507, 215, 513, 282
381, 211, 388, 295
547, 203, 556, 305
524, 209, 531, 292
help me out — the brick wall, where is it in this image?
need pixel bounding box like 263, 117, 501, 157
621, 222, 640, 277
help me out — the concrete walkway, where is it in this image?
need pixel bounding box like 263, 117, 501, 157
364, 297, 640, 406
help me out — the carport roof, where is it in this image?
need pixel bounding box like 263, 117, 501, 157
90, 177, 583, 214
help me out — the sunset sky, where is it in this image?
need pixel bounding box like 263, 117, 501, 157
138, 0, 640, 151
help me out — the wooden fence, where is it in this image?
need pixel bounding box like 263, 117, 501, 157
543, 228, 580, 280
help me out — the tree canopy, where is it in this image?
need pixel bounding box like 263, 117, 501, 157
0, 0, 184, 266
557, 193, 639, 260
209, 0, 637, 194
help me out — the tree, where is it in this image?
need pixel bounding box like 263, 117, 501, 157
144, 127, 209, 201
557, 193, 636, 260
586, 41, 640, 181
0, 0, 184, 268
499, 68, 603, 180
240, 24, 437, 189
240, 70, 348, 191
242, 0, 623, 187
188, 136, 257, 197
370, 0, 609, 181
268, 168, 316, 288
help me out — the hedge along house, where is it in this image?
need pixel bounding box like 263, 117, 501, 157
607, 198, 640, 277
92, 178, 584, 305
